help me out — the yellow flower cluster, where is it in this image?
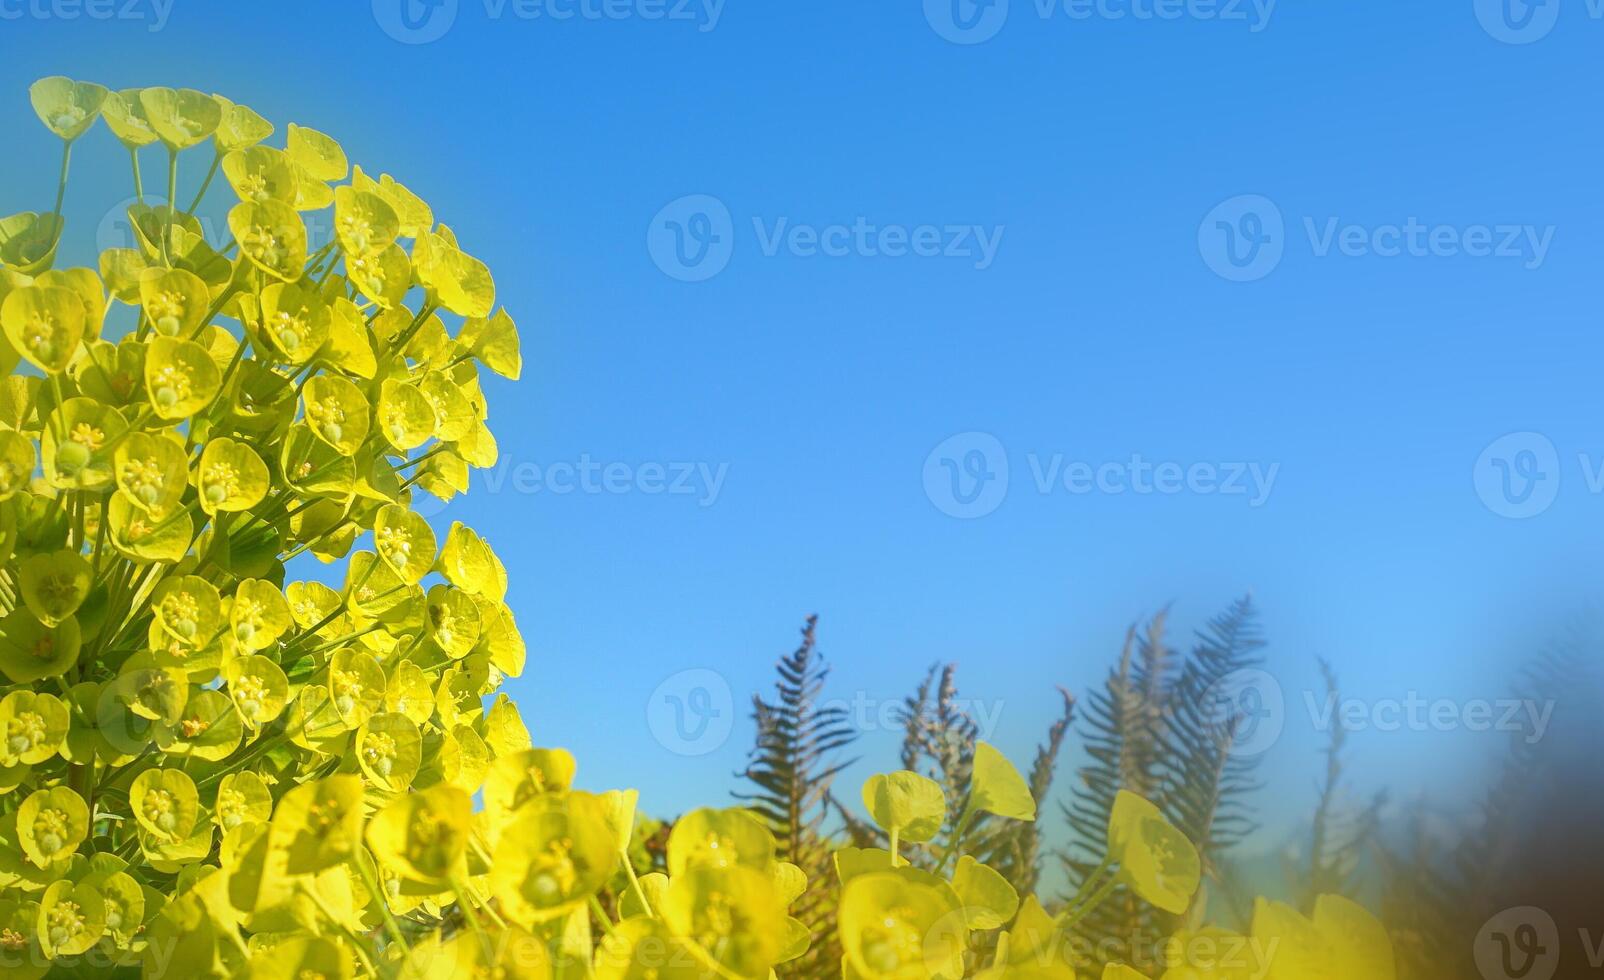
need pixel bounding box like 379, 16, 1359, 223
0, 77, 1398, 980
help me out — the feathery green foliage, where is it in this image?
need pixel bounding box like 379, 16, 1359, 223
736, 615, 858, 977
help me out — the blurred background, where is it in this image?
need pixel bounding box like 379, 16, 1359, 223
2, 0, 1602, 929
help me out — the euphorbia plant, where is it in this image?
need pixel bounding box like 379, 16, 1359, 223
0, 76, 1398, 980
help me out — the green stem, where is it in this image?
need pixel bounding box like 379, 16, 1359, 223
355, 848, 412, 957
130, 147, 144, 203
588, 894, 622, 941
51, 140, 73, 219
620, 849, 655, 918
163, 148, 178, 261
1059, 874, 1121, 930
1067, 852, 1115, 908
185, 151, 221, 215
932, 805, 978, 876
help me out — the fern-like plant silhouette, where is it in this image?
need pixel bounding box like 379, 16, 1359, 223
735, 616, 859, 978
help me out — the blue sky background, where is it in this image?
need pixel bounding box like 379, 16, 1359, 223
3, 0, 1603, 875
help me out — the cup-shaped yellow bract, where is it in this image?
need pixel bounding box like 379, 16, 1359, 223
37, 879, 106, 957
222, 146, 299, 206
246, 935, 353, 980
131, 767, 200, 844
256, 280, 328, 364
0, 608, 80, 683
970, 741, 1036, 822
225, 654, 289, 731
1109, 790, 1201, 916
326, 648, 385, 729
374, 503, 436, 584
595, 915, 710, 980
214, 771, 273, 833
302, 374, 370, 456
197, 437, 269, 514
138, 87, 221, 151
102, 88, 158, 148
0, 212, 64, 276
18, 549, 91, 626
211, 96, 272, 154
138, 267, 210, 338
425, 584, 481, 659
228, 198, 308, 281
0, 691, 69, 767
484, 746, 578, 831
414, 231, 496, 318
1248, 895, 1394, 980
106, 491, 191, 563
367, 782, 472, 886
268, 774, 365, 875
144, 335, 222, 419
152, 575, 223, 647
285, 123, 348, 182
667, 807, 777, 878
230, 578, 291, 650
156, 689, 242, 761
29, 76, 107, 141
438, 521, 506, 599
459, 308, 522, 380
2, 284, 85, 374
378, 378, 437, 451
0, 430, 36, 499
662, 864, 789, 980
114, 430, 188, 516
88, 868, 145, 946
334, 185, 400, 258
952, 854, 1020, 931
42, 397, 127, 490
863, 770, 947, 844
492, 790, 618, 924
839, 870, 968, 980
357, 711, 423, 793
16, 785, 88, 866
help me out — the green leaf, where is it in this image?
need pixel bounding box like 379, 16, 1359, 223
862, 770, 946, 843
952, 854, 1020, 930
970, 741, 1036, 821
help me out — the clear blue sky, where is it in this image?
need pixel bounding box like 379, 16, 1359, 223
3, 1, 1602, 859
